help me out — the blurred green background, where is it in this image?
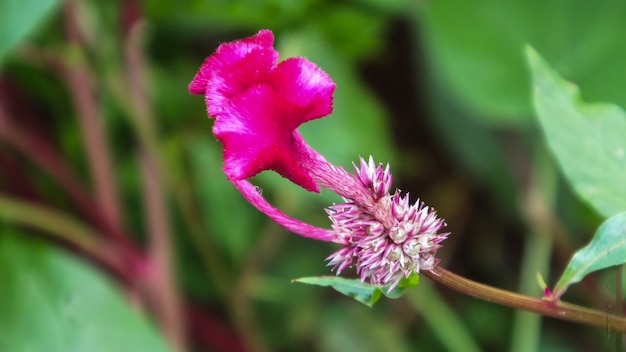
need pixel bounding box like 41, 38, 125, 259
1, 0, 624, 351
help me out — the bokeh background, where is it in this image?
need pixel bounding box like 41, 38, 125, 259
1, 0, 625, 351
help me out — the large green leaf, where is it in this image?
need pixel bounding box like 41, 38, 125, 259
527, 47, 626, 218
552, 211, 626, 299
0, 232, 171, 352
416, 0, 626, 125
0, 0, 60, 66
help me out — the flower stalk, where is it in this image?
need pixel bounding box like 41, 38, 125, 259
424, 267, 626, 333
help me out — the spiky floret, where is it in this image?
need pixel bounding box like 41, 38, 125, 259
326, 156, 448, 290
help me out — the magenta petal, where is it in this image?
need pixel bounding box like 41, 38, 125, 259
205, 49, 278, 117
189, 29, 338, 193
271, 58, 336, 122
188, 30, 278, 104
213, 84, 319, 192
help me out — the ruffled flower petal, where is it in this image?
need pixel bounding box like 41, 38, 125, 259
189, 29, 278, 116
213, 84, 319, 192
188, 29, 336, 192
270, 58, 335, 123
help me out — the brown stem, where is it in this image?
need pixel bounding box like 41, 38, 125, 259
424, 267, 626, 333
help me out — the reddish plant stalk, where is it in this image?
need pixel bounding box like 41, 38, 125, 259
424, 267, 626, 333
63, 0, 124, 235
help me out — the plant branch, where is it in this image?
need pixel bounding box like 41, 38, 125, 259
123, 13, 186, 351
139, 152, 186, 352
0, 105, 92, 214
63, 0, 124, 233
0, 103, 141, 283
0, 104, 135, 247
424, 267, 626, 333
0, 193, 129, 283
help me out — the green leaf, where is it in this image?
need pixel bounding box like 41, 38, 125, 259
0, 0, 61, 66
293, 277, 383, 307
0, 232, 171, 352
527, 46, 626, 218
293, 274, 418, 307
552, 211, 626, 299
416, 0, 626, 125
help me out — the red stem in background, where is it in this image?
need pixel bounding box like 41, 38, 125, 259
123, 5, 186, 350
1, 2, 247, 350
63, 0, 124, 237
0, 102, 142, 277
0, 105, 94, 213
139, 152, 186, 352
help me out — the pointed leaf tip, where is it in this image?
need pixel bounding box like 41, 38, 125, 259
553, 211, 626, 299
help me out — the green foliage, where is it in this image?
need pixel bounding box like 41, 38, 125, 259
0, 232, 170, 352
528, 47, 626, 218
552, 212, 626, 299
293, 274, 418, 307
529, 47, 626, 303
0, 0, 60, 66
2, 0, 625, 350
418, 0, 626, 125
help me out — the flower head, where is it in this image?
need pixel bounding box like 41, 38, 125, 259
189, 29, 335, 192
190, 31, 449, 287
326, 157, 449, 290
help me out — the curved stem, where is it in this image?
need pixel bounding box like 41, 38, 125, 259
424, 267, 626, 333
231, 179, 336, 242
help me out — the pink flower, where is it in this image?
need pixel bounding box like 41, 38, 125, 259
189, 29, 335, 192
189, 30, 449, 288
326, 157, 449, 290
